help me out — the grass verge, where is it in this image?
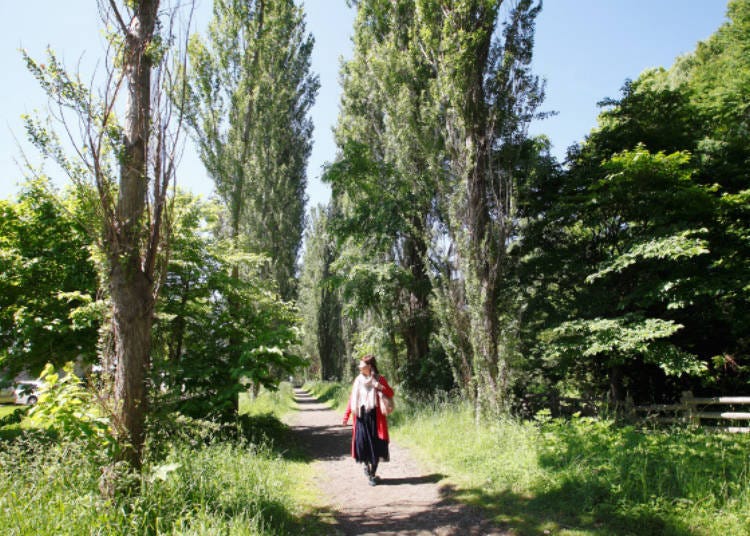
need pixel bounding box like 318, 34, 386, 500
392, 398, 750, 536
0, 382, 334, 535
239, 382, 298, 417
0, 404, 18, 419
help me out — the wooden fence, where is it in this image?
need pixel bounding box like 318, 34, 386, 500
634, 391, 750, 433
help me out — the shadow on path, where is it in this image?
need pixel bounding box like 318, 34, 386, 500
289, 388, 507, 536
376, 474, 443, 486
291, 390, 351, 459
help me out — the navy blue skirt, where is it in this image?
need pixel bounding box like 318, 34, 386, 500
354, 406, 389, 465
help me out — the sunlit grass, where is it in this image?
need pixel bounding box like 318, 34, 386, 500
0, 381, 334, 535
392, 397, 750, 536
303, 381, 349, 411
0, 433, 332, 535
239, 382, 297, 417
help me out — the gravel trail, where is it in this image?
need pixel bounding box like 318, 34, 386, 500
288, 388, 507, 536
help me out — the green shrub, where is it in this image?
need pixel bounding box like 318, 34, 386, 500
28, 362, 117, 459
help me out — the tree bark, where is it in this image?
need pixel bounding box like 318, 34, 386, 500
110, 0, 159, 470
402, 227, 432, 379
609, 363, 626, 409
111, 261, 153, 469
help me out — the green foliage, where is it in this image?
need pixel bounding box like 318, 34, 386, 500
585, 229, 709, 283
517, 3, 750, 399
152, 194, 305, 421
21, 48, 121, 196
183, 0, 319, 301
28, 363, 116, 457
323, 0, 546, 401
394, 399, 750, 535
297, 206, 347, 381
541, 316, 707, 377
324, 0, 441, 392
0, 179, 99, 376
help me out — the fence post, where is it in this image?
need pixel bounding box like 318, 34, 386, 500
681, 391, 698, 427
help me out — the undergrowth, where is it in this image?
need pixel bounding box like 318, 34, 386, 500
0, 382, 330, 535
392, 397, 750, 536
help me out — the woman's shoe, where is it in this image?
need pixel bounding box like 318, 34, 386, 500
368, 475, 377, 486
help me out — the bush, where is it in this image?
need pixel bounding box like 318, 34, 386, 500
28, 363, 116, 458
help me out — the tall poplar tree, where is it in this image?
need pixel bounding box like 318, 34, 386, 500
325, 0, 543, 402
298, 205, 346, 380
418, 0, 544, 411
325, 0, 445, 390
184, 0, 319, 300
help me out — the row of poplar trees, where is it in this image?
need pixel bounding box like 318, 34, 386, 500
299, 0, 750, 413
302, 0, 547, 413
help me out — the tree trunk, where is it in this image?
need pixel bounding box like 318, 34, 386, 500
111, 261, 153, 469
318, 276, 344, 380
402, 228, 432, 369
226, 179, 243, 417
110, 0, 159, 471
466, 117, 504, 413
609, 363, 626, 410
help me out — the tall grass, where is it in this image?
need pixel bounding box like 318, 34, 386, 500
392, 397, 750, 536
0, 382, 330, 535
239, 382, 298, 417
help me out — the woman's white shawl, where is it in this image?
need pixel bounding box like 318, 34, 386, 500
349, 373, 379, 416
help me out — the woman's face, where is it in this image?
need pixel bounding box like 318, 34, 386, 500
358, 361, 371, 375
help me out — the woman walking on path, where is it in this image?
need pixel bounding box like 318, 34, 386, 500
342, 355, 394, 486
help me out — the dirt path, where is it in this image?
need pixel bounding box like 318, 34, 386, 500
288, 388, 506, 536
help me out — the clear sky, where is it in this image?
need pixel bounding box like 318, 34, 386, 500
0, 1, 730, 209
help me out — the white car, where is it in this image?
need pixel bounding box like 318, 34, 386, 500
14, 381, 42, 405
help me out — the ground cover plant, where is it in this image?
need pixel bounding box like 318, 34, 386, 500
305, 381, 750, 535
0, 382, 330, 535
392, 397, 750, 536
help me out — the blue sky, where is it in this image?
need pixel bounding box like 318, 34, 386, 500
0, 1, 730, 209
